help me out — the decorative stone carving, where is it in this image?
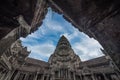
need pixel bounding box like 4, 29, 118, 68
8, 39, 30, 67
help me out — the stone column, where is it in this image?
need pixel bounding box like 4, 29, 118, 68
0, 72, 2, 79
13, 71, 20, 80
116, 72, 120, 79
0, 73, 6, 80
73, 72, 76, 80
59, 70, 60, 78
46, 75, 50, 80
103, 73, 109, 80
48, 76, 51, 80
83, 75, 90, 80
68, 70, 70, 79
79, 74, 82, 80
0, 70, 7, 80
110, 74, 120, 80
42, 74, 45, 80
66, 69, 68, 79
34, 72, 38, 80
7, 70, 17, 80
24, 74, 29, 80
91, 73, 96, 80
4, 71, 12, 80
0, 68, 4, 79
51, 73, 55, 80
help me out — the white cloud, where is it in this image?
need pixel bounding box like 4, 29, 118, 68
44, 21, 64, 32
21, 8, 104, 62
62, 28, 82, 41
26, 42, 55, 61
29, 43, 55, 56
72, 36, 104, 61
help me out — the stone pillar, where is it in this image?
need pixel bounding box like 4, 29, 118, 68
0, 70, 7, 80
42, 74, 45, 80
7, 70, 16, 80
48, 76, 51, 80
51, 73, 55, 80
103, 73, 109, 80
73, 72, 76, 80
59, 70, 60, 78
46, 75, 49, 80
24, 74, 29, 80
34, 72, 38, 80
0, 68, 4, 79
0, 72, 2, 79
68, 70, 71, 79
91, 73, 96, 80
66, 69, 68, 79
116, 72, 120, 79
79, 74, 82, 80
83, 75, 90, 80
13, 71, 20, 80
110, 74, 120, 80
0, 73, 6, 80
4, 71, 11, 80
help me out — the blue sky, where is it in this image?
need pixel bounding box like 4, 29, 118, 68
20, 8, 104, 62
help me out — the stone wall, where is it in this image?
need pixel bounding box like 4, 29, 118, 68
0, 0, 48, 56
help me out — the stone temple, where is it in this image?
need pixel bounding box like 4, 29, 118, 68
0, 0, 120, 79
0, 35, 120, 80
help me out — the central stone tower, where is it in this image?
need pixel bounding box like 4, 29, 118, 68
48, 35, 81, 79
49, 36, 81, 76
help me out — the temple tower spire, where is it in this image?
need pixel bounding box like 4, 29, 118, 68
56, 35, 71, 48
48, 35, 81, 69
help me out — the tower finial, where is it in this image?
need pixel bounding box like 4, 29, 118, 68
56, 35, 71, 48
